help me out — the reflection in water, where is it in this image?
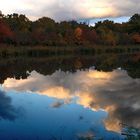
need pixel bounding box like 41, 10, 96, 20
0, 53, 140, 84
0, 90, 18, 121
3, 68, 140, 134
51, 100, 65, 108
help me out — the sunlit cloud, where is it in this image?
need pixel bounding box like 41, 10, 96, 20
2, 69, 140, 132
40, 87, 71, 99
0, 0, 140, 21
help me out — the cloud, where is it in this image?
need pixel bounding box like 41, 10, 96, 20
0, 90, 18, 120
51, 100, 64, 108
2, 69, 140, 132
0, 0, 140, 21
77, 131, 95, 140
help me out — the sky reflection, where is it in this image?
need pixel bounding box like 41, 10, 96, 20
1, 68, 140, 139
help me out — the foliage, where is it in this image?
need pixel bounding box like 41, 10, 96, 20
0, 12, 140, 46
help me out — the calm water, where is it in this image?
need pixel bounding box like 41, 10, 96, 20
0, 55, 140, 140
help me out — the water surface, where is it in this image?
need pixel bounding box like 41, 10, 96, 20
0, 67, 140, 140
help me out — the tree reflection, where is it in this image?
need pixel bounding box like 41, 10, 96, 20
0, 53, 139, 84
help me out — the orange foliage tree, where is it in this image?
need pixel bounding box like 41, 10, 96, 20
74, 27, 83, 44
131, 34, 140, 44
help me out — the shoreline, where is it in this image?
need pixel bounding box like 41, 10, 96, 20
0, 44, 140, 58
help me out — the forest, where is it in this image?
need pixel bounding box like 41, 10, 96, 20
0, 11, 140, 47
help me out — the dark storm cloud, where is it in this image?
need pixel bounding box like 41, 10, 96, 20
0, 90, 18, 120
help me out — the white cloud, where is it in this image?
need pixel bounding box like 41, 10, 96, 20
0, 0, 140, 21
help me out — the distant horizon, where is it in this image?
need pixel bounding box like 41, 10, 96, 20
0, 10, 133, 27
78, 16, 130, 26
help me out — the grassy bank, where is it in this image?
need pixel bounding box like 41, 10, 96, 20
0, 44, 140, 58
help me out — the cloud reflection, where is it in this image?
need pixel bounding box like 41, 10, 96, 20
51, 100, 64, 108
0, 90, 18, 120
2, 69, 140, 132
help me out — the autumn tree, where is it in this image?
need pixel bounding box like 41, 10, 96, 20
3, 13, 32, 45
31, 17, 58, 45
82, 29, 98, 44
0, 11, 140, 46
0, 20, 13, 43
131, 33, 140, 44
128, 14, 140, 33
74, 27, 83, 45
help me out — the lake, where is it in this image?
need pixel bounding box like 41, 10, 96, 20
0, 55, 140, 140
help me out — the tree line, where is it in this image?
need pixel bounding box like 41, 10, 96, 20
0, 11, 140, 47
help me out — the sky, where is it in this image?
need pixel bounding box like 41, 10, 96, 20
0, 0, 139, 23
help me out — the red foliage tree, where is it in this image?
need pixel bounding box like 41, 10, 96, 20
0, 20, 13, 43
131, 33, 140, 44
